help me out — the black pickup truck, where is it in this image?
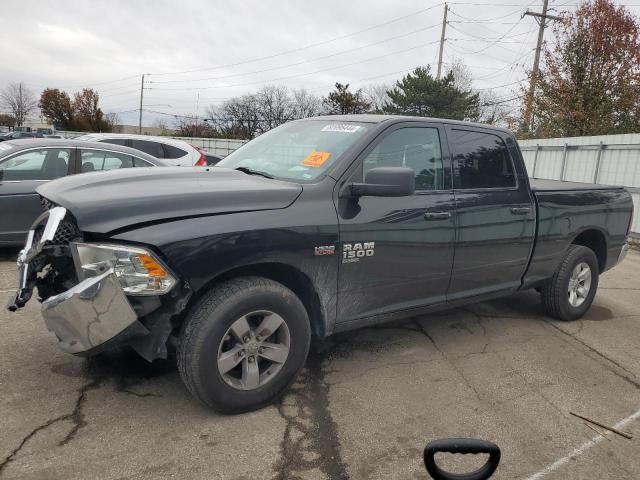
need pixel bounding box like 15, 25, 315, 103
7, 115, 633, 413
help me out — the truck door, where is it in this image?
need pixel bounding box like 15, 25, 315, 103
446, 127, 535, 299
335, 124, 455, 323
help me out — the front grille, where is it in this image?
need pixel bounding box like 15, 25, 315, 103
54, 220, 80, 244
40, 196, 57, 211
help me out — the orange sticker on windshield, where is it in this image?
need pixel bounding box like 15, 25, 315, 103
303, 151, 331, 168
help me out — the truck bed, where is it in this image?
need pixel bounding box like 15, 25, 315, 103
530, 178, 625, 192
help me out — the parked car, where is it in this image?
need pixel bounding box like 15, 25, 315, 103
0, 139, 167, 245
0, 131, 42, 142
74, 133, 209, 166
204, 153, 223, 165
8, 115, 633, 414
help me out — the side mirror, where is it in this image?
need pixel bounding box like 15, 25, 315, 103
347, 167, 415, 198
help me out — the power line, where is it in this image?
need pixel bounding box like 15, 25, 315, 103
477, 79, 526, 90
149, 3, 445, 77
150, 40, 440, 92
455, 20, 524, 55
40, 75, 141, 91
447, 4, 528, 21
149, 22, 443, 85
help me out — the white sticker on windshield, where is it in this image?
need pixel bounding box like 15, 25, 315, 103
321, 124, 362, 133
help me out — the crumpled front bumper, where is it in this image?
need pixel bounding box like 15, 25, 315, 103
42, 268, 147, 355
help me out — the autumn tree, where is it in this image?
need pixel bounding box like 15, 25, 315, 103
383, 66, 480, 120
1, 82, 37, 126
72, 88, 109, 131
527, 0, 640, 137
0, 113, 16, 127
322, 83, 371, 114
39, 88, 74, 129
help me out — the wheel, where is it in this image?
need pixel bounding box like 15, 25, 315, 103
540, 245, 599, 321
177, 277, 311, 413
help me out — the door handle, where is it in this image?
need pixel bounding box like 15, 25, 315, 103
510, 207, 531, 215
424, 211, 451, 220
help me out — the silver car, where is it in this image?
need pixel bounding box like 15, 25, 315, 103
0, 139, 167, 246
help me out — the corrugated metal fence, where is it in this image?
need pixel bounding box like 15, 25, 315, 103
170, 137, 247, 158
519, 134, 640, 236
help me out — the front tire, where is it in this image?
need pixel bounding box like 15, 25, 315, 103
177, 277, 311, 413
540, 245, 599, 321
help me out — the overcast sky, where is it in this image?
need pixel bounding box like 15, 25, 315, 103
2, 0, 639, 126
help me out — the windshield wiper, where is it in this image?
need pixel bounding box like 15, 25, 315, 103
234, 166, 274, 179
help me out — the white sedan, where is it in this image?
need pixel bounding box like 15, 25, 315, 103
74, 133, 218, 166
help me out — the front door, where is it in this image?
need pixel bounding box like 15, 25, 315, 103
0, 147, 72, 244
446, 126, 535, 299
335, 124, 455, 323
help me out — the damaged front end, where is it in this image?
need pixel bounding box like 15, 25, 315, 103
7, 201, 191, 361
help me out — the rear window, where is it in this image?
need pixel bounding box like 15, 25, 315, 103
130, 139, 164, 157
450, 129, 516, 189
101, 138, 128, 146
162, 143, 187, 159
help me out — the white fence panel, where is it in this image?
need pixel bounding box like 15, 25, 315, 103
519, 134, 640, 236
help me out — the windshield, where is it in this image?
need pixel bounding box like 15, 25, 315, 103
217, 120, 370, 181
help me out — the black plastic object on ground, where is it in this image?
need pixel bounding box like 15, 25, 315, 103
424, 438, 501, 480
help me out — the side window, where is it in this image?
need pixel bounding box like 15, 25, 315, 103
80, 149, 138, 171
363, 127, 444, 191
162, 143, 187, 159
0, 148, 70, 180
130, 139, 164, 158
450, 129, 516, 189
101, 138, 128, 146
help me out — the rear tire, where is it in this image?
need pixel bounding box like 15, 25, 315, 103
177, 277, 310, 414
540, 245, 599, 321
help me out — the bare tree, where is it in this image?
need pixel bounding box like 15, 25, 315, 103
205, 94, 262, 139
447, 59, 474, 92
291, 88, 321, 118
153, 119, 169, 133
479, 91, 515, 127
256, 85, 293, 132
104, 112, 121, 132
1, 82, 37, 126
363, 83, 391, 113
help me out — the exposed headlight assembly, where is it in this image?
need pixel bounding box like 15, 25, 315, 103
71, 242, 176, 295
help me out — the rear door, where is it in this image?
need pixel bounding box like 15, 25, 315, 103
335, 123, 456, 322
446, 127, 534, 299
0, 147, 72, 244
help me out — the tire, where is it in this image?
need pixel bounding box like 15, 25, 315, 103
177, 277, 311, 414
540, 245, 599, 321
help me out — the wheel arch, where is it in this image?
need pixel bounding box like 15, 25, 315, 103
181, 262, 326, 337
571, 228, 607, 273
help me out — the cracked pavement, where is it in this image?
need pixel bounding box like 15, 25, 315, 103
1, 248, 639, 479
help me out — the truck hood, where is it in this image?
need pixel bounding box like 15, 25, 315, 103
37, 167, 302, 234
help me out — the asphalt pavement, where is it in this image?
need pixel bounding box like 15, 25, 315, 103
1, 248, 639, 480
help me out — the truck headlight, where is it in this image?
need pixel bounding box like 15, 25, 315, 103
71, 242, 176, 295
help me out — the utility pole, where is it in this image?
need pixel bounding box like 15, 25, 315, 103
138, 74, 145, 134
436, 3, 448, 80
523, 1, 562, 131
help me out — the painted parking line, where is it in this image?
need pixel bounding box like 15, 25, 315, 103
525, 407, 640, 480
